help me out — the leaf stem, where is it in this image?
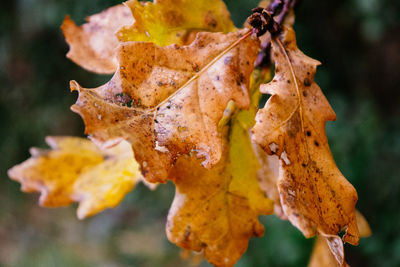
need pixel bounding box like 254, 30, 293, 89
253, 0, 302, 68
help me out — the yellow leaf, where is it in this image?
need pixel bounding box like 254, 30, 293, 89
166, 73, 273, 266
308, 210, 371, 267
356, 210, 372, 238
228, 69, 274, 215
71, 30, 259, 183
8, 137, 143, 219
252, 27, 359, 265
117, 0, 235, 46
254, 144, 285, 218
61, 4, 133, 74
308, 235, 343, 267
247, 70, 286, 218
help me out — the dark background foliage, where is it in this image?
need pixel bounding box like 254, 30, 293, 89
0, 0, 399, 266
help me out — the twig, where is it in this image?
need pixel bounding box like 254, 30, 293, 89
248, 0, 301, 68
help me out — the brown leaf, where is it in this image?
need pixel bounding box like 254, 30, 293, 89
61, 4, 133, 74
71, 30, 259, 183
251, 27, 359, 264
8, 137, 143, 219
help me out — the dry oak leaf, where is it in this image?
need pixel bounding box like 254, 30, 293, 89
8, 137, 143, 219
251, 27, 359, 263
117, 0, 235, 46
61, 4, 133, 74
167, 88, 273, 267
71, 30, 259, 183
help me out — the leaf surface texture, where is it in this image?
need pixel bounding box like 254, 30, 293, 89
117, 0, 235, 46
252, 27, 359, 265
71, 31, 259, 183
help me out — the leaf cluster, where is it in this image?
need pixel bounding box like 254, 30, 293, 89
8, 1, 368, 266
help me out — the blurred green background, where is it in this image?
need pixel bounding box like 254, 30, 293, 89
0, 0, 399, 266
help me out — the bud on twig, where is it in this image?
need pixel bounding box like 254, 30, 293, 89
248, 0, 302, 67
248, 7, 281, 37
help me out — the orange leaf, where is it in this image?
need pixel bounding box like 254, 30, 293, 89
167, 130, 273, 266
71, 30, 259, 183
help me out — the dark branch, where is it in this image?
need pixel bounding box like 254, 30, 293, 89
247, 0, 301, 68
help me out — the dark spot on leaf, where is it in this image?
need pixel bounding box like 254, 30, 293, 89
306, 131, 311, 136
304, 78, 311, 86
314, 140, 319, 147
